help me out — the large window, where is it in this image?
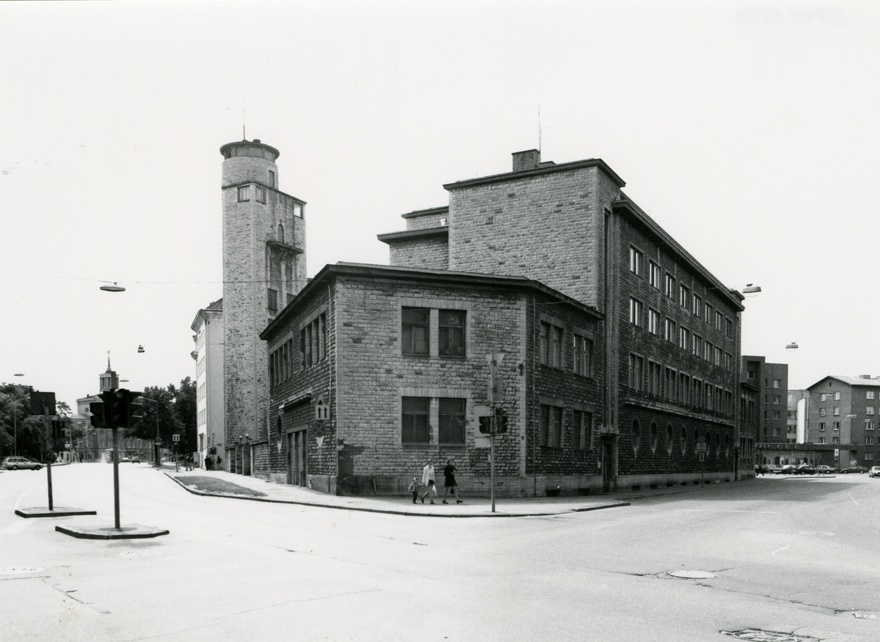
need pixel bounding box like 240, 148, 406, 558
572, 409, 592, 450
402, 308, 429, 355
649, 261, 661, 289
237, 185, 250, 202
665, 273, 676, 299
300, 313, 327, 368
648, 308, 660, 335
402, 397, 430, 444
679, 326, 690, 350
540, 404, 563, 447
439, 398, 466, 445
573, 335, 592, 377
628, 354, 644, 391
664, 318, 676, 343
679, 284, 690, 308
438, 310, 466, 357
630, 298, 643, 327
540, 322, 563, 368
693, 294, 702, 318
629, 246, 643, 275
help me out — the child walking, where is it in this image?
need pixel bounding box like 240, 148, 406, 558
408, 477, 420, 504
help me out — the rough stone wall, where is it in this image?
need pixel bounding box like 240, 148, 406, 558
388, 236, 449, 269
448, 166, 619, 309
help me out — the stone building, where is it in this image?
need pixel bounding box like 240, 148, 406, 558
805, 375, 880, 469
191, 298, 224, 467
260, 263, 604, 496
258, 148, 749, 494
218, 139, 308, 471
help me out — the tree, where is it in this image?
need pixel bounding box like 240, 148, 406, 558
171, 377, 197, 454
0, 384, 32, 458
128, 386, 179, 445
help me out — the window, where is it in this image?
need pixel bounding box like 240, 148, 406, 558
715, 311, 723, 331
834, 391, 840, 400
866, 436, 875, 446
664, 318, 676, 343
629, 247, 643, 275
268, 170, 276, 188
725, 317, 733, 339
692, 334, 702, 356
540, 405, 563, 447
648, 361, 662, 396
714, 346, 722, 366
724, 352, 732, 370
818, 437, 826, 444
631, 419, 641, 452
833, 422, 840, 431
237, 185, 250, 201
868, 391, 876, 400
680, 426, 687, 453
573, 335, 592, 377
693, 294, 702, 318
820, 393, 829, 402
572, 409, 592, 450
439, 398, 466, 445
818, 423, 826, 432
650, 422, 659, 452
256, 186, 267, 203
704, 340, 713, 362
267, 288, 278, 312
678, 373, 690, 404
664, 367, 676, 401
820, 408, 826, 417
277, 223, 285, 243
693, 379, 703, 409
772, 410, 781, 420
775, 380, 783, 389
833, 407, 840, 416
679, 326, 690, 350
628, 354, 644, 391
773, 395, 781, 404
402, 308, 429, 355
629, 298, 643, 327
864, 406, 874, 416
704, 303, 714, 326
866, 453, 875, 461
438, 310, 466, 357
299, 313, 327, 368
540, 322, 563, 368
649, 261, 661, 289
648, 309, 660, 335
666, 424, 674, 454
832, 436, 840, 444
679, 284, 690, 308
664, 272, 675, 299
867, 421, 875, 431
402, 397, 430, 444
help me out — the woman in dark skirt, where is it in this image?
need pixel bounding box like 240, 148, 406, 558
443, 458, 463, 504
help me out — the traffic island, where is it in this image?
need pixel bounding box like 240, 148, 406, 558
15, 507, 97, 518
55, 524, 169, 540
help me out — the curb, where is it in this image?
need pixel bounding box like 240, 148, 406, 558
162, 473, 630, 518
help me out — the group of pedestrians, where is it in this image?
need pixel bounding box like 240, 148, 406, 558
408, 458, 463, 505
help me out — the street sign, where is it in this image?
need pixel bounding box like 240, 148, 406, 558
172, 434, 180, 443
315, 395, 329, 421
698, 452, 706, 462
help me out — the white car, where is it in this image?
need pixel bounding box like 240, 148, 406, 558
869, 466, 880, 478
1, 456, 43, 471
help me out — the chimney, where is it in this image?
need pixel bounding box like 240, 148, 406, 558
512, 149, 541, 172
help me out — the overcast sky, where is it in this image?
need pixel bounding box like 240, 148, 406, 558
2, 1, 878, 408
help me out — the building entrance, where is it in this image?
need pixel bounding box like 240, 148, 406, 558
287, 429, 307, 487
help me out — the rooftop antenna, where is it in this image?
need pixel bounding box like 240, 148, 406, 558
538, 105, 542, 153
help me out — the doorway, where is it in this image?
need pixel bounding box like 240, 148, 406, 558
287, 429, 307, 487
602, 442, 614, 493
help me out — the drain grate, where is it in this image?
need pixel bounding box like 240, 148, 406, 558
721, 629, 818, 642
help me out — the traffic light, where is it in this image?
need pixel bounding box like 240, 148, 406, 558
100, 388, 130, 428
479, 416, 491, 434
128, 391, 144, 425
90, 401, 106, 428
50, 419, 66, 451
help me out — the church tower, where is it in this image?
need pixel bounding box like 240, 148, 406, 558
99, 355, 119, 392
220, 139, 307, 468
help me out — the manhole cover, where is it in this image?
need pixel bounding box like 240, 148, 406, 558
669, 570, 716, 579
0, 567, 44, 575
721, 630, 817, 641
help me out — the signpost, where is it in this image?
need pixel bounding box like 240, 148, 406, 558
696, 437, 707, 486
485, 352, 507, 513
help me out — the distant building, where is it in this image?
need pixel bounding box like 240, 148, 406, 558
257, 148, 749, 495
191, 298, 224, 468
72, 359, 151, 462
742, 356, 789, 443
805, 375, 880, 469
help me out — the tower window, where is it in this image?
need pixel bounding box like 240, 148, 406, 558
237, 186, 250, 202
268, 170, 276, 188
267, 289, 278, 312
256, 186, 266, 203
277, 223, 285, 244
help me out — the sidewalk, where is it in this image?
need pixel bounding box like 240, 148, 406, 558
161, 466, 723, 517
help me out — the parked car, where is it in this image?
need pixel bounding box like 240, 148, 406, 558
778, 465, 798, 474
131, 455, 141, 464
840, 465, 868, 474
1, 456, 42, 471
762, 464, 781, 474
868, 466, 880, 478
815, 465, 836, 475
794, 464, 816, 475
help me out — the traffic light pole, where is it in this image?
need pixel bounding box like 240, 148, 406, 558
112, 427, 121, 529
490, 411, 496, 513
44, 417, 54, 511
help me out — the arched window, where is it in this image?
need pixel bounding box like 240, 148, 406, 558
277, 223, 285, 244
680, 426, 687, 454
666, 424, 674, 454
632, 419, 641, 453
650, 422, 659, 453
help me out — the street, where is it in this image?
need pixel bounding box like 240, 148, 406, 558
1, 464, 878, 641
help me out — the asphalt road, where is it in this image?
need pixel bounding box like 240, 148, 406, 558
1, 464, 878, 641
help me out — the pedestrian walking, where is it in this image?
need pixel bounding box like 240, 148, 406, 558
185, 454, 193, 471
442, 457, 462, 504
420, 460, 436, 504
408, 477, 420, 503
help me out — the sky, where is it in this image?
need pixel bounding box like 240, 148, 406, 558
2, 1, 879, 409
